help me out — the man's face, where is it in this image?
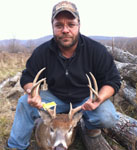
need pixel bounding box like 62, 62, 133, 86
52, 11, 80, 49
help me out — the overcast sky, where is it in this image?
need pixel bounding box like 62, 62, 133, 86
0, 0, 137, 40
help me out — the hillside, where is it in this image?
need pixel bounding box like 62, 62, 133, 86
0, 35, 137, 55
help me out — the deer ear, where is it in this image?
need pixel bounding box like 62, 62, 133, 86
38, 110, 52, 125
72, 112, 82, 127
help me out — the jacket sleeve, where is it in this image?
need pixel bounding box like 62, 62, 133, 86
94, 45, 121, 95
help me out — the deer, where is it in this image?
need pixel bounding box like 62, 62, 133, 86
30, 68, 99, 150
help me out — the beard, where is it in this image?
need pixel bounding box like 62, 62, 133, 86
54, 33, 79, 50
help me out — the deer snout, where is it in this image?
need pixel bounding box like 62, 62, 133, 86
54, 144, 67, 150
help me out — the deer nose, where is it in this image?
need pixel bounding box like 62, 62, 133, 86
54, 144, 66, 150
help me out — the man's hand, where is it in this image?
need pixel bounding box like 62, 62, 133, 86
81, 85, 115, 111
81, 97, 101, 111
27, 93, 43, 109
24, 83, 43, 109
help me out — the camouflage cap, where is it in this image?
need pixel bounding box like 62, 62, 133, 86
52, 1, 80, 22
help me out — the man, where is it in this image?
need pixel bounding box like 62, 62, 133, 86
6, 1, 121, 150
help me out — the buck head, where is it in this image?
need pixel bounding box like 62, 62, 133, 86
35, 104, 82, 150
30, 68, 98, 150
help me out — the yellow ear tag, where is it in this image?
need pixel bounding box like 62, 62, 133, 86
42, 102, 56, 110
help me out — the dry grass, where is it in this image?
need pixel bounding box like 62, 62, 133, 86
0, 52, 29, 149
0, 98, 15, 149
0, 51, 30, 83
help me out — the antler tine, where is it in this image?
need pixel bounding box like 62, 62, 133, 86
89, 72, 98, 93
46, 105, 56, 119
86, 74, 93, 99
69, 103, 82, 120
30, 68, 46, 98
31, 78, 46, 97
33, 67, 46, 84
89, 72, 99, 101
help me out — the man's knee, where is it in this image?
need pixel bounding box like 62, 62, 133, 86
97, 100, 118, 128
83, 113, 118, 129
100, 112, 118, 128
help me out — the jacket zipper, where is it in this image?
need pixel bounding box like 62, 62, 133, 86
65, 69, 69, 76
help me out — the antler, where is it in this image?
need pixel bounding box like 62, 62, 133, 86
31, 68, 46, 97
46, 105, 56, 119
69, 72, 99, 119
30, 67, 56, 119
69, 103, 82, 120
86, 72, 99, 102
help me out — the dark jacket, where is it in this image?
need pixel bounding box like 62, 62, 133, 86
20, 34, 121, 103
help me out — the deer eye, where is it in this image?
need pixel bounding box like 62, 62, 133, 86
50, 127, 54, 132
